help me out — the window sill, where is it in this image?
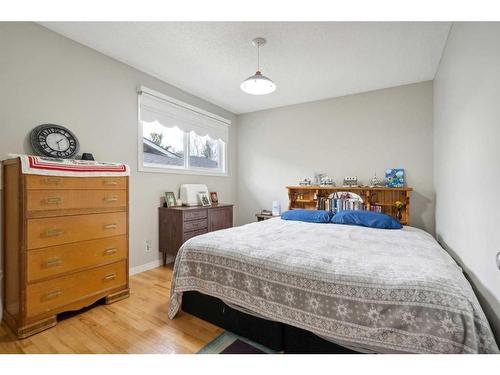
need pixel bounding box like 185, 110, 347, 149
138, 164, 228, 177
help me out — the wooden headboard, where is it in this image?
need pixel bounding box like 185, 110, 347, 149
287, 186, 412, 225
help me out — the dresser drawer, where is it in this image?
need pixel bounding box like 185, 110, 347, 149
27, 212, 127, 249
183, 209, 207, 221
183, 228, 208, 242
27, 235, 127, 282
26, 175, 127, 190
183, 218, 208, 232
27, 190, 127, 212
26, 260, 126, 318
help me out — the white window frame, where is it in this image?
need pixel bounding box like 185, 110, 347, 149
137, 86, 231, 176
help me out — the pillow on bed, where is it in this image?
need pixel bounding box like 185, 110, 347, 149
281, 209, 331, 223
330, 210, 402, 229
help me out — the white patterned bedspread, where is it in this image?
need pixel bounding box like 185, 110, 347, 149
169, 218, 499, 353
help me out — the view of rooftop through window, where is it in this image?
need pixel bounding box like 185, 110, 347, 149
142, 121, 223, 171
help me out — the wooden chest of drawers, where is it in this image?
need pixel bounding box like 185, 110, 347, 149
2, 158, 129, 338
159, 204, 233, 265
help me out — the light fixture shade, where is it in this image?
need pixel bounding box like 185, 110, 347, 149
240, 71, 276, 95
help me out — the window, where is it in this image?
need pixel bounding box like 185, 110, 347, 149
138, 87, 230, 175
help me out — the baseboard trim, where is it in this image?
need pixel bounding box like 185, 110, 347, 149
129, 259, 162, 276
128, 255, 175, 276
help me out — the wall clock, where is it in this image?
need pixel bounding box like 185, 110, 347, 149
30, 124, 80, 158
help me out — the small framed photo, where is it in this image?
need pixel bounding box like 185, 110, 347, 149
198, 192, 212, 207
210, 192, 218, 204
164, 192, 177, 207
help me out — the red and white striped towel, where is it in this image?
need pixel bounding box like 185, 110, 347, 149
15, 155, 130, 177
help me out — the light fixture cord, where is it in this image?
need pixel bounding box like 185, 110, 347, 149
257, 43, 260, 72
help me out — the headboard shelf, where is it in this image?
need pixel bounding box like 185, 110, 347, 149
287, 185, 413, 225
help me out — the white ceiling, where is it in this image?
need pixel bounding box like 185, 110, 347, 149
40, 22, 451, 114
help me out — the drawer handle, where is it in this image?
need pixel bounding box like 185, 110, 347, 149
103, 179, 118, 186
44, 289, 62, 300
103, 223, 117, 230
103, 273, 116, 281
104, 196, 118, 202
45, 196, 63, 204
103, 247, 117, 255
46, 229, 64, 237
44, 177, 62, 184
44, 257, 62, 267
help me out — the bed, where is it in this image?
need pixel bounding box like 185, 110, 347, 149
169, 218, 499, 353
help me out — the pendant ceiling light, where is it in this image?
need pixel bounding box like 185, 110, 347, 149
240, 37, 276, 95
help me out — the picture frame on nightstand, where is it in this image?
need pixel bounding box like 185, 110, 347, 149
164, 192, 177, 207
198, 192, 212, 207
210, 191, 219, 204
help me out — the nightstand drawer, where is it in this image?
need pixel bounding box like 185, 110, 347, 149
183, 228, 208, 242
183, 218, 208, 232
27, 212, 127, 249
27, 236, 127, 282
183, 210, 207, 221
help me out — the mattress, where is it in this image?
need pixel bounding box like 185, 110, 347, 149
169, 218, 499, 353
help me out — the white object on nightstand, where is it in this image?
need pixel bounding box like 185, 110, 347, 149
272, 201, 281, 216
180, 184, 209, 206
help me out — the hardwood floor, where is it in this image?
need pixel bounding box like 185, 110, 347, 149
0, 265, 223, 353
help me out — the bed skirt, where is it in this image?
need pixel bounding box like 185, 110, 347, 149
182, 291, 358, 353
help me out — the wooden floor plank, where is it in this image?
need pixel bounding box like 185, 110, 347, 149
0, 265, 223, 354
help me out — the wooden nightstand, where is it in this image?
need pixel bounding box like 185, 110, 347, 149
159, 204, 233, 265
255, 213, 275, 222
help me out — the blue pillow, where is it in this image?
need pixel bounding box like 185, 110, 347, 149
281, 210, 331, 223
330, 210, 402, 229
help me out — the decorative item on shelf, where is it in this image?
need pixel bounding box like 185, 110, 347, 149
164, 192, 177, 207
198, 192, 212, 207
81, 153, 95, 161
272, 200, 281, 216
320, 176, 335, 186
30, 124, 80, 159
394, 200, 405, 221
369, 172, 382, 187
210, 192, 219, 204
343, 176, 358, 187
314, 173, 325, 185
299, 178, 312, 186
385, 168, 405, 188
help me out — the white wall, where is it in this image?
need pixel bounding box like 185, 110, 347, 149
434, 22, 500, 340
0, 23, 237, 272
236, 82, 435, 234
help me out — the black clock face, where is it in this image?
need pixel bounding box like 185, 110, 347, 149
30, 124, 80, 158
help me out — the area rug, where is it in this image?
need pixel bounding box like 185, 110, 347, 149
197, 331, 279, 354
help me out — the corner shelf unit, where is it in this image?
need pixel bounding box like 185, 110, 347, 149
287, 186, 413, 225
